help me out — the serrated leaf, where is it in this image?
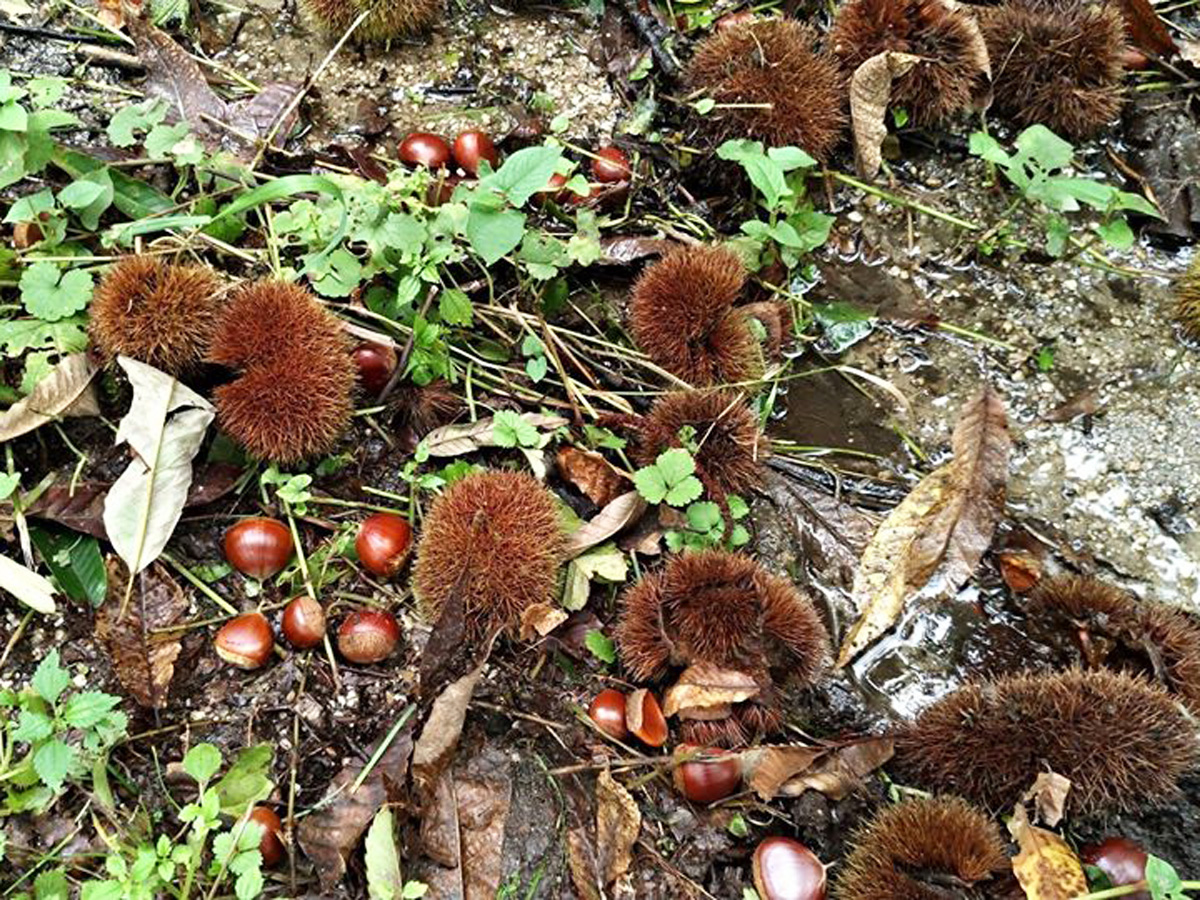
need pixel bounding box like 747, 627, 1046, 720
183, 743, 222, 784
32, 649, 70, 704
12, 708, 54, 742
466, 205, 525, 265
215, 744, 274, 817
62, 691, 121, 728
33, 738, 74, 792
633, 467, 668, 505
438, 288, 472, 326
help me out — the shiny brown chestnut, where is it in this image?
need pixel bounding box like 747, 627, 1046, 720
281, 596, 326, 649
215, 612, 274, 669
1081, 837, 1149, 900
224, 518, 293, 579
398, 132, 451, 169
355, 513, 413, 579
248, 806, 285, 868
627, 689, 668, 747
752, 837, 827, 900
353, 342, 397, 395
537, 172, 570, 204
673, 745, 741, 804
588, 688, 629, 740
452, 130, 498, 176
337, 609, 401, 664
591, 146, 630, 184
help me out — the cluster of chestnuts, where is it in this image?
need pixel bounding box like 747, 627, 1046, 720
215, 513, 411, 668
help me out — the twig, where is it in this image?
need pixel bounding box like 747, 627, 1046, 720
616, 0, 681, 79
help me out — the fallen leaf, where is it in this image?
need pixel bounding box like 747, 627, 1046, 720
780, 737, 894, 800
95, 0, 121, 28
595, 769, 641, 885
93, 557, 187, 708
1182, 39, 1200, 66
1114, 0, 1177, 56
562, 542, 629, 611
364, 807, 404, 900
662, 662, 760, 718
838, 386, 1010, 666
557, 446, 630, 508
297, 715, 414, 888
422, 413, 569, 457
738, 745, 826, 801
597, 236, 670, 264
103, 357, 215, 577
998, 549, 1042, 593
0, 354, 97, 443
1008, 804, 1088, 900
0, 553, 58, 614
1022, 772, 1072, 829
850, 51, 919, 179
565, 490, 648, 557
567, 827, 603, 900
413, 664, 485, 788
519, 602, 569, 640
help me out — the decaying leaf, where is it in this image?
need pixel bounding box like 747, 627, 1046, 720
423, 413, 569, 457
1114, 0, 1177, 56
567, 827, 603, 900
595, 768, 640, 885
557, 446, 630, 508
565, 490, 648, 557
297, 716, 414, 888
739, 745, 825, 801
562, 541, 629, 611
838, 387, 1010, 666
103, 357, 215, 577
1023, 772, 1072, 829
127, 17, 300, 160
93, 557, 187, 708
413, 664, 486, 788
519, 602, 569, 640
850, 51, 919, 179
0, 553, 58, 614
1008, 804, 1088, 900
998, 549, 1043, 593
662, 662, 760, 718
779, 737, 894, 800
0, 354, 97, 443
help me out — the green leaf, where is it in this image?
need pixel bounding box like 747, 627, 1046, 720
814, 301, 875, 353
0, 317, 87, 356
34, 868, 69, 900
664, 475, 703, 507
766, 146, 817, 171
401, 883, 428, 899
1014, 124, 1073, 170
686, 501, 722, 533
525, 355, 548, 382
1044, 215, 1070, 257
693, 97, 715, 114
1144, 855, 1184, 897
492, 410, 540, 448
365, 807, 404, 900
466, 205, 525, 265
58, 179, 107, 210
19, 263, 94, 322
438, 288, 473, 326
27, 77, 66, 109
32, 649, 70, 704
1097, 218, 1134, 249
214, 744, 274, 817
33, 738, 75, 791
633, 466, 669, 505
0, 99, 29, 132
655, 448, 695, 485
726, 814, 749, 839
62, 691, 122, 728
584, 629, 616, 665
0, 472, 19, 501
967, 132, 1010, 166
12, 707, 54, 742
69, 169, 115, 231
81, 882, 125, 900
107, 99, 169, 147
1111, 190, 1161, 218
143, 121, 190, 159
29, 526, 108, 607
481, 145, 564, 207
4, 187, 55, 224
183, 743, 223, 785
234, 866, 264, 900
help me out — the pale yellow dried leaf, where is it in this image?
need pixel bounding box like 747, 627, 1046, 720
1008, 805, 1088, 900
662, 662, 760, 718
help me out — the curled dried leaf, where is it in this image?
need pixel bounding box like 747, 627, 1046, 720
1008, 804, 1088, 900
662, 662, 760, 718
738, 745, 825, 801
850, 51, 920, 179
557, 446, 630, 508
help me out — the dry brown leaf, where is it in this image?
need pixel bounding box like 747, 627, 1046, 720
1023, 772, 1072, 829
595, 769, 641, 885
838, 387, 1010, 666
556, 446, 630, 508
1114, 0, 1177, 56
93, 557, 186, 708
0, 354, 97, 443
567, 827, 603, 900
565, 490, 648, 557
296, 722, 414, 888
738, 745, 825, 801
780, 737, 895, 800
662, 662, 760, 718
1008, 804, 1088, 900
413, 663, 486, 787
850, 51, 919, 179
999, 549, 1042, 593
519, 602, 569, 640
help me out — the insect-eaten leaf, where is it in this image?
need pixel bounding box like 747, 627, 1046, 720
102, 357, 215, 577
776, 737, 894, 800
838, 386, 1010, 666
1008, 804, 1088, 900
0, 353, 97, 443
93, 557, 187, 708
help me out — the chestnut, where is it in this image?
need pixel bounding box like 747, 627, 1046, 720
281, 596, 326, 649
452, 130, 498, 176
248, 806, 285, 868
353, 342, 397, 395
224, 518, 293, 579
399, 132, 451, 169
215, 612, 274, 670
537, 172, 570, 204
337, 609, 401, 664
753, 837, 827, 900
627, 689, 668, 747
591, 146, 630, 184
673, 745, 741, 804
1081, 837, 1149, 900
588, 688, 629, 740
355, 513, 413, 579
